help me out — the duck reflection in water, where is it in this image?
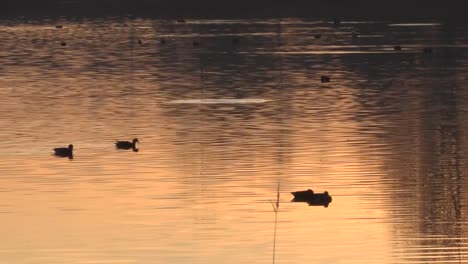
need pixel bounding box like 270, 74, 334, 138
115, 138, 139, 152
291, 189, 332, 207
53, 144, 73, 159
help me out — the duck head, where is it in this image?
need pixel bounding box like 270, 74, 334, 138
68, 144, 74, 150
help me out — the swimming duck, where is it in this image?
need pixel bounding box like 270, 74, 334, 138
423, 47, 433, 53
53, 144, 73, 157
291, 189, 332, 207
115, 138, 139, 150
321, 75, 331, 83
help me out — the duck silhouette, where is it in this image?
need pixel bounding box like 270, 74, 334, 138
423, 47, 433, 53
53, 144, 73, 158
115, 138, 139, 151
291, 189, 332, 207
321, 75, 331, 83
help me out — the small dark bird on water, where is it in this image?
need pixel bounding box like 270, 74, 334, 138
160, 38, 166, 44
55, 25, 63, 29
53, 144, 73, 158
394, 45, 402, 51
321, 76, 331, 83
115, 138, 139, 150
137, 39, 143, 45
61, 42, 67, 46
192, 41, 200, 46
314, 34, 322, 39
177, 19, 186, 23
423, 47, 433, 53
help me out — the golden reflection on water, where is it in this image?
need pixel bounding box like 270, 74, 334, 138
0, 17, 468, 264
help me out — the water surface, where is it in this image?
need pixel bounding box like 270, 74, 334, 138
0, 17, 468, 264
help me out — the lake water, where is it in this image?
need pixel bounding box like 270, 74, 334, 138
1, 17, 468, 264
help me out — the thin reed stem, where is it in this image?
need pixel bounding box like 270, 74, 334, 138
272, 183, 280, 264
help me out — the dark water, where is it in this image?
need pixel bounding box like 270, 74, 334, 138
1, 17, 468, 263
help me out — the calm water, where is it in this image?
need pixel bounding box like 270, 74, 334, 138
1, 17, 468, 264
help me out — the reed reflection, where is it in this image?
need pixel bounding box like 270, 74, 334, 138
373, 48, 468, 262
410, 76, 466, 263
